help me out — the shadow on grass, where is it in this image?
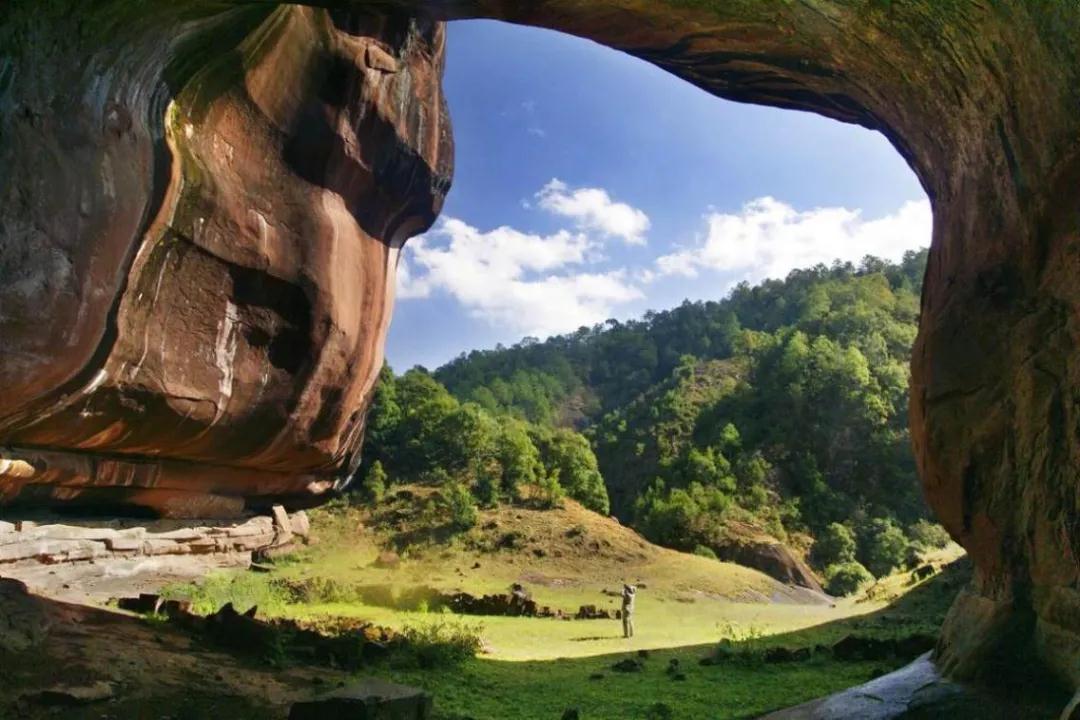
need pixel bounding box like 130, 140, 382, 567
570, 635, 626, 642
376, 556, 1068, 720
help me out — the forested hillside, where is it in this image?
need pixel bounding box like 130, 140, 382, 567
361, 250, 951, 595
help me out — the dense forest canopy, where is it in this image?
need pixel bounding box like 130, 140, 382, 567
360, 250, 948, 595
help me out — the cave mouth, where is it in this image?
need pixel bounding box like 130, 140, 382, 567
391, 16, 939, 582
1, 0, 1077, 707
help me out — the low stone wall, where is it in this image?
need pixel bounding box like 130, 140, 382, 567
0, 508, 309, 566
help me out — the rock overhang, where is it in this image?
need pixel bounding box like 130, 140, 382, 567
1, 0, 1078, 696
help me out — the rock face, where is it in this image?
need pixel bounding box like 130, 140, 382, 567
709, 521, 824, 594
2, 0, 1079, 698
0, 3, 452, 516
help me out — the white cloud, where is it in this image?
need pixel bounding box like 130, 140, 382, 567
536, 179, 650, 245
398, 191, 931, 342
654, 197, 931, 283
397, 217, 642, 338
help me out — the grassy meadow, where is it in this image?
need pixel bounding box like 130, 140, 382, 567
162, 495, 967, 719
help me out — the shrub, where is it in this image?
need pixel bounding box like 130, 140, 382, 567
814, 522, 856, 567
825, 560, 874, 596
693, 544, 718, 560
399, 617, 485, 669
161, 572, 291, 616
361, 461, 388, 502
441, 482, 478, 531
908, 519, 951, 550
858, 518, 910, 578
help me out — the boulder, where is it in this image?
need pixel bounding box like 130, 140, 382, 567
764, 647, 812, 664
710, 523, 824, 594
576, 604, 615, 620
611, 658, 644, 673
117, 593, 163, 614
831, 635, 898, 662
288, 679, 432, 720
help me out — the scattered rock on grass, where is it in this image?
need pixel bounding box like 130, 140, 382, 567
575, 604, 614, 620
911, 564, 935, 582
831, 633, 937, 662
763, 646, 812, 663
611, 658, 643, 673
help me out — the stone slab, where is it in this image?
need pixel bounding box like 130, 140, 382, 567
271, 505, 294, 543
760, 653, 1068, 719
291, 511, 311, 539
289, 679, 433, 720
224, 518, 273, 538
105, 536, 144, 552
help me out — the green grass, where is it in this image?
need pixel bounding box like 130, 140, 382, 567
160, 500, 967, 719
389, 649, 893, 720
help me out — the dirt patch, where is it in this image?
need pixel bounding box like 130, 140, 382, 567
0, 578, 348, 719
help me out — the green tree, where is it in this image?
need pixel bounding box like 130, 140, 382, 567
394, 368, 458, 478
535, 468, 566, 509
814, 522, 857, 567
825, 560, 874, 596
473, 460, 502, 508
364, 364, 401, 461
362, 251, 934, 565
435, 403, 498, 478
908, 519, 951, 550
495, 420, 542, 501
858, 518, 910, 578
441, 482, 478, 531
533, 427, 609, 514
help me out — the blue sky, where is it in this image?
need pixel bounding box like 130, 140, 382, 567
386, 20, 929, 371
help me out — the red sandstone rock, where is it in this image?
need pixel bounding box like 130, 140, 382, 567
1, 0, 1078, 697
0, 5, 452, 515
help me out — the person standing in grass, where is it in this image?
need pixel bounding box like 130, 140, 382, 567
621, 584, 637, 638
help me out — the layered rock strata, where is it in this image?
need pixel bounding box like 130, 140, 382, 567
0, 509, 309, 566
